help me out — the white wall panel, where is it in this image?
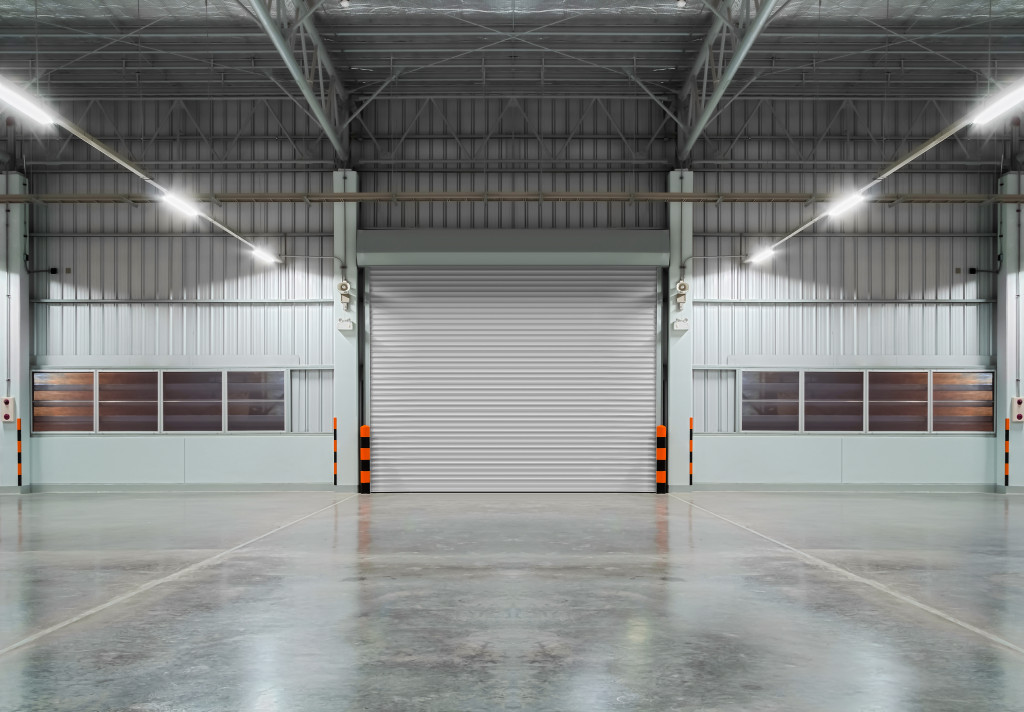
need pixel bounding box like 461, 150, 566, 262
356, 98, 670, 229
691, 235, 995, 365
694, 370, 736, 434
291, 369, 333, 434
30, 234, 333, 365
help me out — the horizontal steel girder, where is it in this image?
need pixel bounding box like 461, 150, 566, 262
0, 192, 1020, 204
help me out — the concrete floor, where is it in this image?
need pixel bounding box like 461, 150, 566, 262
0, 492, 1023, 711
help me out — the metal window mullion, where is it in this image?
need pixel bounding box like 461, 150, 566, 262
285, 368, 292, 433
222, 370, 228, 433
93, 370, 99, 433
798, 370, 805, 432
928, 370, 934, 433
862, 371, 868, 433
158, 371, 164, 433
737, 368, 746, 432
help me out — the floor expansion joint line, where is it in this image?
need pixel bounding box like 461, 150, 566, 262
668, 494, 1024, 658
0, 494, 357, 659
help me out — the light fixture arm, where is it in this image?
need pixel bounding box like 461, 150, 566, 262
760, 112, 976, 257
51, 117, 262, 254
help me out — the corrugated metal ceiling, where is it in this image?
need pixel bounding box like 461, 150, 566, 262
0, 1, 1022, 100
1, 1, 1022, 22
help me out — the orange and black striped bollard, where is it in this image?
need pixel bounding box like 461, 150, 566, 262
656, 425, 667, 493
1003, 417, 1011, 489
689, 416, 694, 486
17, 418, 22, 487
359, 425, 371, 494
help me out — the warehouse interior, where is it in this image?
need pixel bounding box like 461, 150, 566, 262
2, 0, 1024, 709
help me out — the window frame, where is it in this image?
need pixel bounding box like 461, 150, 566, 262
802, 370, 866, 433
931, 370, 996, 433
226, 369, 288, 433
31, 370, 98, 433
738, 369, 802, 433
162, 371, 226, 434
866, 370, 931, 434
735, 369, 993, 435
31, 368, 292, 435
96, 370, 161, 434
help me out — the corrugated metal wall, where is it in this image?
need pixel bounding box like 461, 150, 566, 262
689, 97, 999, 433
354, 97, 671, 228
31, 235, 333, 363
691, 234, 995, 364
24, 99, 336, 433
11, 94, 1003, 437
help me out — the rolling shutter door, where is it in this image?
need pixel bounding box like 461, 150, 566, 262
367, 267, 658, 492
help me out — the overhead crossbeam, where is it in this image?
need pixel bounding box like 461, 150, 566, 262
678, 0, 782, 161
3, 191, 1019, 205
246, 0, 347, 160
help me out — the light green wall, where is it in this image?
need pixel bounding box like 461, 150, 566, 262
689, 435, 995, 487
32, 435, 334, 485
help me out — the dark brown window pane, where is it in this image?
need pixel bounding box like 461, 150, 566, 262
869, 402, 928, 431
227, 401, 285, 431
162, 372, 223, 431
32, 372, 94, 431
97, 372, 158, 431
32, 372, 93, 400
227, 371, 285, 401
805, 372, 863, 401
99, 402, 159, 432
805, 401, 864, 432
227, 371, 285, 431
742, 371, 799, 400
804, 372, 864, 431
933, 372, 994, 432
32, 404, 94, 432
741, 401, 799, 431
868, 372, 928, 432
164, 401, 222, 432
163, 372, 223, 401
97, 372, 158, 401
868, 372, 928, 402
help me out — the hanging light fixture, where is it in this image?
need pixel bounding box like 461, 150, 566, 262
972, 80, 1024, 126
161, 192, 201, 218
251, 248, 280, 264
0, 77, 55, 126
827, 192, 866, 218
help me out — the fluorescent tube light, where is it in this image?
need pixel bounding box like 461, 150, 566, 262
748, 248, 774, 264
0, 77, 55, 126
828, 192, 865, 218
973, 81, 1024, 126
252, 248, 279, 264
161, 192, 200, 218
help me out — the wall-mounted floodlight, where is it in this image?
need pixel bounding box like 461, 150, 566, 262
827, 192, 865, 218
0, 77, 55, 126
252, 248, 279, 264
340, 0, 350, 7
161, 192, 201, 218
748, 248, 774, 264
676, 0, 687, 7
973, 80, 1024, 126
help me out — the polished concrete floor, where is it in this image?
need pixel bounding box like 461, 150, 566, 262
0, 491, 1023, 711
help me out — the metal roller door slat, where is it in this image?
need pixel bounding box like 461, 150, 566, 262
367, 267, 658, 493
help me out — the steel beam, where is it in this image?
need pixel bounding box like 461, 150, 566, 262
679, 0, 782, 160
2, 191, 1022, 205
247, 0, 346, 160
